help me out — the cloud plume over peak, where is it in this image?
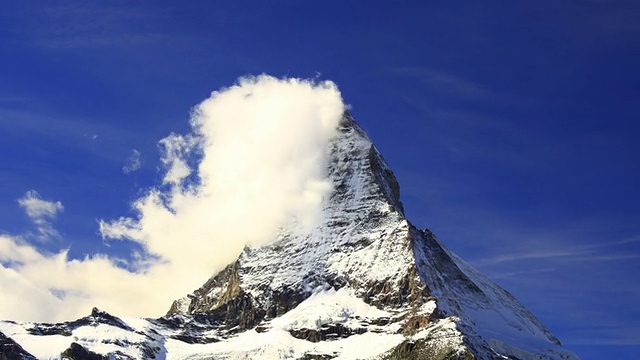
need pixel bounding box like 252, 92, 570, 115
0, 75, 345, 322
100, 75, 344, 274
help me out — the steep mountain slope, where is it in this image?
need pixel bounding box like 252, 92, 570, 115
164, 114, 576, 360
0, 114, 578, 359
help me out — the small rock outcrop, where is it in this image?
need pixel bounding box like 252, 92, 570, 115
60, 343, 107, 360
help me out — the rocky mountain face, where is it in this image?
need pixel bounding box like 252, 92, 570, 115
0, 114, 578, 359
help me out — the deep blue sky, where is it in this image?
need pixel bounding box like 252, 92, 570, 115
1, 1, 638, 358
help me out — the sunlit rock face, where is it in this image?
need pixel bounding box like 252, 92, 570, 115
0, 113, 578, 360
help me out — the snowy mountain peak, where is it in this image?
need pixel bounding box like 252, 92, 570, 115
0, 113, 578, 359
162, 113, 577, 359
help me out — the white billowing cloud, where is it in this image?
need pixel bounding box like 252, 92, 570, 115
122, 149, 141, 174
0, 234, 168, 321
18, 190, 64, 241
100, 74, 343, 291
158, 133, 199, 185
0, 75, 345, 322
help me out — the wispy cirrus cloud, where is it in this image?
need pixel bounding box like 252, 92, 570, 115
486, 267, 556, 281
388, 66, 520, 104
566, 325, 640, 346
383, 66, 539, 169
471, 235, 640, 267
0, 106, 141, 166
520, 0, 640, 48
122, 149, 142, 174
12, 1, 172, 50
17, 190, 64, 242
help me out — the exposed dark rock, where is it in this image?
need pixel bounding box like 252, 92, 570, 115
383, 338, 476, 360
300, 353, 337, 360
28, 308, 134, 337
289, 323, 367, 343
27, 323, 72, 337
401, 313, 431, 335
60, 342, 108, 360
78, 308, 134, 332
290, 328, 322, 343
0, 331, 36, 360
151, 316, 223, 344
169, 333, 219, 344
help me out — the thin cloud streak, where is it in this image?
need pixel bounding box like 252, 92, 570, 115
0, 107, 142, 166
487, 268, 556, 280
472, 234, 640, 267
12, 1, 173, 50
565, 326, 640, 346
122, 149, 141, 174
388, 66, 522, 105
17, 190, 64, 242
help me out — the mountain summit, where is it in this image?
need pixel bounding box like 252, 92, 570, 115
0, 113, 578, 359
